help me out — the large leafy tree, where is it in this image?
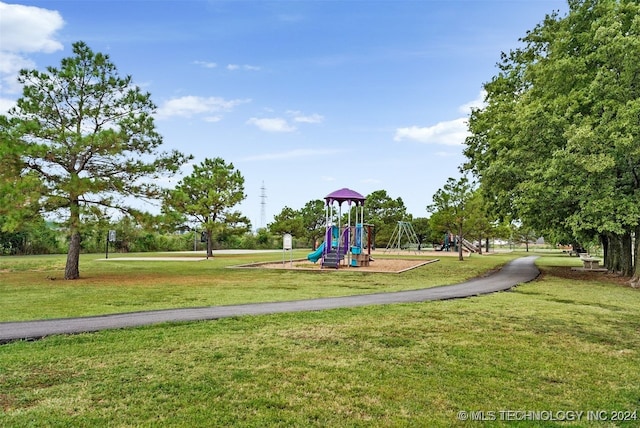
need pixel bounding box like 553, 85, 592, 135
300, 199, 325, 249
215, 210, 252, 249
464, 0, 640, 284
268, 199, 325, 249
427, 176, 475, 261
464, 190, 497, 254
0, 117, 44, 232
412, 217, 433, 250
268, 206, 304, 239
164, 157, 248, 258
364, 190, 408, 248
1, 41, 189, 279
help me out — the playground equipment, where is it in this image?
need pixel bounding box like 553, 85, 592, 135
436, 233, 479, 253
437, 233, 452, 251
307, 242, 325, 263
460, 237, 479, 253
385, 221, 420, 253
307, 188, 373, 269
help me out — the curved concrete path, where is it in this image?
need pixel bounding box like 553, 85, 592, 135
0, 256, 539, 343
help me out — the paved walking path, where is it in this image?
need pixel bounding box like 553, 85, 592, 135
0, 256, 539, 343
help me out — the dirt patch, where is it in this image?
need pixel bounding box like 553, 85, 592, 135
0, 392, 19, 412
237, 258, 438, 273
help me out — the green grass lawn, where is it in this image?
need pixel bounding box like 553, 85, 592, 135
1, 251, 639, 426
0, 251, 517, 321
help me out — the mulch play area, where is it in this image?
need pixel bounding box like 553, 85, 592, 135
234, 252, 445, 273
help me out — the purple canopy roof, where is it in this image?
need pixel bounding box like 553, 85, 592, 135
324, 188, 366, 206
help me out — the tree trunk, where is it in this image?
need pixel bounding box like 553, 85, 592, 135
65, 231, 81, 279
606, 232, 633, 276
64, 199, 81, 279
458, 227, 464, 261
601, 234, 610, 270
620, 232, 633, 277
206, 229, 213, 258
610, 233, 622, 273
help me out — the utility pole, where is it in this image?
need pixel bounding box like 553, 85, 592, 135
260, 181, 267, 229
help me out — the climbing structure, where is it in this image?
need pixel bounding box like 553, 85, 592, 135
307, 188, 373, 269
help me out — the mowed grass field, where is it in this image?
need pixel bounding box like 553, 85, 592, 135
1, 251, 639, 427
0, 251, 514, 321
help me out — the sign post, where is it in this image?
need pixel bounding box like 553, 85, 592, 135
283, 233, 293, 266
106, 230, 116, 259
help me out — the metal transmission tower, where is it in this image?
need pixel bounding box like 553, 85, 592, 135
260, 181, 267, 228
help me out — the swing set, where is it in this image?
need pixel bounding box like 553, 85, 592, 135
385, 221, 420, 253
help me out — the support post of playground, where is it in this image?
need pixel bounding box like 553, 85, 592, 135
282, 233, 293, 267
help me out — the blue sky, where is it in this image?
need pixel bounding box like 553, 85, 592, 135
0, 0, 568, 229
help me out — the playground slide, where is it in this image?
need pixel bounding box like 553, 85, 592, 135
307, 242, 325, 263
461, 238, 479, 253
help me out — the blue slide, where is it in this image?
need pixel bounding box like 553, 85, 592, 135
307, 242, 325, 263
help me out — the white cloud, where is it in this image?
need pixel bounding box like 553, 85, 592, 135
393, 92, 486, 146
0, 2, 64, 53
156, 95, 250, 120
0, 97, 16, 114
289, 111, 324, 124
246, 110, 324, 133
193, 60, 217, 69
241, 148, 343, 161
197, 60, 261, 71
458, 90, 487, 114
227, 64, 261, 71
394, 117, 468, 146
0, 2, 64, 95
246, 117, 296, 133
0, 51, 34, 75
0, 51, 33, 93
